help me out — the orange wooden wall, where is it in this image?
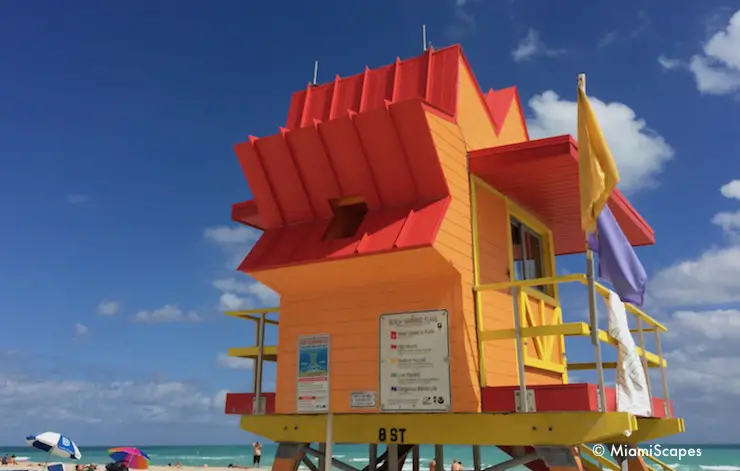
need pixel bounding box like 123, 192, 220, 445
474, 186, 564, 386
425, 110, 481, 410
474, 185, 518, 386
445, 55, 562, 387
255, 247, 480, 414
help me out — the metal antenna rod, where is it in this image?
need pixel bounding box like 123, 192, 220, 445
422, 24, 428, 51
312, 60, 319, 86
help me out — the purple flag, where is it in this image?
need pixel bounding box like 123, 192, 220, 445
586, 205, 647, 306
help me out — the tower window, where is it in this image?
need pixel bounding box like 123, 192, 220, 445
511, 218, 548, 294
322, 198, 368, 241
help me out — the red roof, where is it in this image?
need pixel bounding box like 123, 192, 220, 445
469, 135, 655, 256
239, 197, 451, 272
284, 46, 461, 130
234, 98, 452, 272
483, 87, 529, 140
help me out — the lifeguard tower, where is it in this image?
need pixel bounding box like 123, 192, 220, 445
222, 45, 684, 471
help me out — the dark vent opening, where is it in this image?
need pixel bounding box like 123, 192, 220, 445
322, 200, 368, 241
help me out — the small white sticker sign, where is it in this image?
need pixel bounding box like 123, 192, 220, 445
350, 391, 377, 408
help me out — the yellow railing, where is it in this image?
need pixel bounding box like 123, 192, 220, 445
224, 307, 280, 413
225, 307, 280, 324
224, 307, 281, 361
474, 274, 672, 416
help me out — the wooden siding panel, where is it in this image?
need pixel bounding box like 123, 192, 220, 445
425, 111, 480, 411
274, 274, 480, 414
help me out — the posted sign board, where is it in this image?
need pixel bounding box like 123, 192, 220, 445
297, 334, 330, 413
350, 391, 377, 409
379, 310, 451, 412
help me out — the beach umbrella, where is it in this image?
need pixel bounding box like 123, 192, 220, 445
26, 432, 82, 461
109, 447, 151, 469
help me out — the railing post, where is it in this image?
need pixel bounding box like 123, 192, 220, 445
324, 413, 334, 471
637, 317, 658, 398
653, 329, 671, 417
586, 249, 607, 412
636, 318, 653, 405
512, 287, 529, 411
254, 312, 266, 414
251, 318, 260, 394
469, 174, 487, 388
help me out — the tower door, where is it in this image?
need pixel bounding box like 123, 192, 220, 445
509, 217, 566, 379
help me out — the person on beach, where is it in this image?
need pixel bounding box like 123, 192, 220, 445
452, 461, 463, 471
252, 442, 262, 467
429, 459, 436, 471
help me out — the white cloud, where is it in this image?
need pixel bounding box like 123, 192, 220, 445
74, 323, 88, 338
599, 12, 650, 49
661, 309, 740, 402
630, 11, 651, 38
651, 180, 740, 307
721, 180, 740, 199
661, 9, 740, 96
133, 304, 201, 324
205, 225, 280, 315
0, 376, 228, 427
669, 309, 740, 340
598, 31, 618, 48
216, 352, 253, 370
658, 55, 683, 70
651, 246, 740, 307
66, 194, 91, 204
526, 91, 674, 194
511, 29, 566, 62
204, 225, 261, 268
204, 225, 259, 246
97, 299, 120, 316
445, 0, 477, 39
213, 278, 279, 305
219, 293, 249, 311
711, 210, 740, 238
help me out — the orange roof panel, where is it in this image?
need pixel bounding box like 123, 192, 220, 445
283, 126, 342, 220
234, 139, 283, 229
284, 46, 462, 130
233, 98, 453, 272
353, 106, 418, 206
238, 197, 451, 272
469, 135, 654, 255
231, 200, 262, 230
253, 133, 314, 225
316, 116, 382, 210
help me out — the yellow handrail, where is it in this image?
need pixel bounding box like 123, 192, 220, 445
474, 271, 673, 418
225, 308, 280, 325
475, 274, 667, 332
580, 445, 619, 471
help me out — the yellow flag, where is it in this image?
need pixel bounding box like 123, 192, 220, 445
577, 86, 620, 234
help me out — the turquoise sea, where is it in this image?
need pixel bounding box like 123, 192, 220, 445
0, 445, 736, 471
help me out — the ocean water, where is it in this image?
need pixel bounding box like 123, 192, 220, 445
0, 444, 736, 471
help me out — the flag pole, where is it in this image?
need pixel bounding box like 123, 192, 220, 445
579, 73, 608, 413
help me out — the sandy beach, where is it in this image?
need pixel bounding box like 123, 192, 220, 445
3, 464, 261, 471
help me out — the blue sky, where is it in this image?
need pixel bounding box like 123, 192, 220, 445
2, 0, 740, 446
